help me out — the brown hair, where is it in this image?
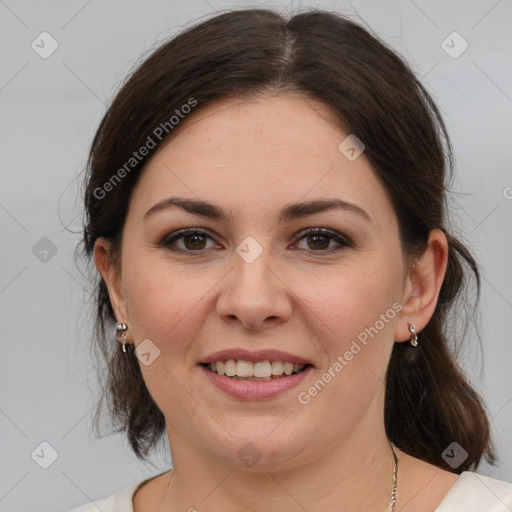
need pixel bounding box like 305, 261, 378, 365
78, 8, 496, 469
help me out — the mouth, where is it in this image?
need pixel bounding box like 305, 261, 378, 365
198, 349, 315, 399
200, 360, 312, 381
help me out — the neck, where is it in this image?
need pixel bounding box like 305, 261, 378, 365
160, 406, 396, 511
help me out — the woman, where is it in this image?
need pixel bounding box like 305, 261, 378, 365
71, 8, 512, 512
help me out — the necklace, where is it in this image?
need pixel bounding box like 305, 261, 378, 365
388, 444, 399, 511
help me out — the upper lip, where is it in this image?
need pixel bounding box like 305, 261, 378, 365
200, 348, 314, 366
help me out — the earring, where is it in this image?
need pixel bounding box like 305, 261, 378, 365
408, 324, 418, 347
115, 322, 129, 353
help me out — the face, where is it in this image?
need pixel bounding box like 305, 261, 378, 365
101, 94, 411, 471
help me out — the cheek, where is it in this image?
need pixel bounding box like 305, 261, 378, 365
291, 267, 397, 424
290, 261, 402, 412
295, 262, 399, 348
121, 257, 208, 355
121, 259, 212, 418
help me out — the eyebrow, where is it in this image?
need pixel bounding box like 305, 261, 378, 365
143, 197, 372, 223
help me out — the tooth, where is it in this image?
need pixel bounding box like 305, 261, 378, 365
283, 362, 293, 376
237, 360, 253, 377
253, 361, 272, 378
271, 361, 283, 375
225, 359, 237, 376
215, 359, 306, 378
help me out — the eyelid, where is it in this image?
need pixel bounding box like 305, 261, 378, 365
293, 227, 352, 246
158, 227, 218, 250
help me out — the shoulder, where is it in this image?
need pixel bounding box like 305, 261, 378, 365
68, 471, 171, 512
68, 482, 140, 512
436, 472, 512, 511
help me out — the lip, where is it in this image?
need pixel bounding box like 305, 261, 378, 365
200, 364, 313, 400
199, 348, 314, 366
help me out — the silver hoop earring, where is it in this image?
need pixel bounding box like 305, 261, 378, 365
408, 324, 418, 347
115, 322, 129, 353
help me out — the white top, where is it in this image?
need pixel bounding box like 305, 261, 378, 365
69, 471, 512, 511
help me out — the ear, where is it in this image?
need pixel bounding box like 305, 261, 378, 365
94, 238, 130, 333
394, 229, 449, 343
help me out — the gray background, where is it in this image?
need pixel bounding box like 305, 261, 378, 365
1, 0, 511, 510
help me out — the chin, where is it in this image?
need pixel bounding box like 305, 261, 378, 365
204, 423, 314, 471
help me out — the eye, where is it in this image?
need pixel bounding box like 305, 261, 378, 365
293, 228, 351, 253
160, 228, 218, 253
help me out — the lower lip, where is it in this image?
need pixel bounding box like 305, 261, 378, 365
200, 365, 313, 400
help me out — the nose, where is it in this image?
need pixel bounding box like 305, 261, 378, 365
216, 247, 293, 330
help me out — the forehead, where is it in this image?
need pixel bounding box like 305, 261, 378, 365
161, 94, 346, 153
128, 94, 396, 229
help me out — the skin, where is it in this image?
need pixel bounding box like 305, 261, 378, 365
95, 94, 458, 511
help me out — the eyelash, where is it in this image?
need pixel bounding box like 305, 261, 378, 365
159, 228, 352, 255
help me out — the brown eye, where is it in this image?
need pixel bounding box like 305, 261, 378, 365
294, 229, 351, 253
305, 233, 331, 251
182, 233, 207, 250
160, 229, 217, 253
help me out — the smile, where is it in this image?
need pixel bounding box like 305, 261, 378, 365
203, 359, 309, 381
200, 360, 313, 400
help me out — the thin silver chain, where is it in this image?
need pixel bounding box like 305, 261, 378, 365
388, 445, 399, 511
